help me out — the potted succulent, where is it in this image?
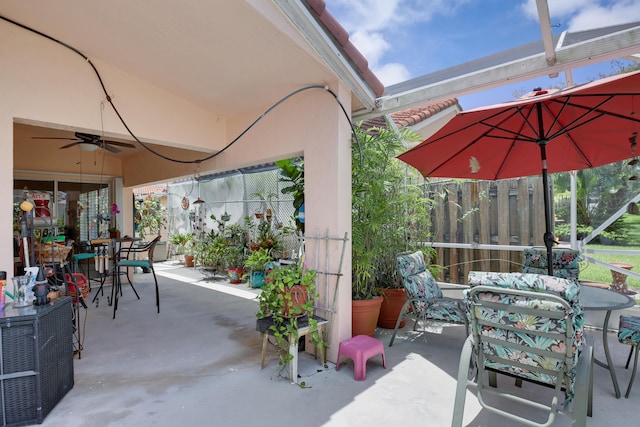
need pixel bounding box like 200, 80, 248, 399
244, 247, 274, 288
224, 245, 247, 284
256, 263, 324, 370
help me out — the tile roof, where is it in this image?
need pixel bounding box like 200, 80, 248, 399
362, 98, 460, 129
135, 185, 167, 197
305, 0, 385, 97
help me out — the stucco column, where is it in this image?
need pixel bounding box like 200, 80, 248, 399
1, 120, 14, 277
303, 83, 352, 362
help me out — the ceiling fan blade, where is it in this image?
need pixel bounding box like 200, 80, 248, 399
102, 143, 121, 153
59, 142, 80, 149
33, 136, 79, 141
104, 140, 136, 149
75, 132, 100, 142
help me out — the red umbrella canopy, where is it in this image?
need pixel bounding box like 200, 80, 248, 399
398, 70, 640, 180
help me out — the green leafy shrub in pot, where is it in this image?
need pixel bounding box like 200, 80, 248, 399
256, 264, 324, 368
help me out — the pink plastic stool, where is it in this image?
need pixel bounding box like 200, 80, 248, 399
336, 335, 386, 380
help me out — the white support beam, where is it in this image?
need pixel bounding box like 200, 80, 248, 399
359, 25, 640, 119
536, 0, 556, 66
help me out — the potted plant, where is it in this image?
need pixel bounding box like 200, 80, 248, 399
108, 203, 120, 238
195, 232, 227, 276
224, 245, 247, 284
244, 247, 274, 288
168, 232, 194, 260
351, 123, 435, 335
256, 264, 324, 370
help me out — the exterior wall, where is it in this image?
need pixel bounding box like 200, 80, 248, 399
2, 21, 353, 361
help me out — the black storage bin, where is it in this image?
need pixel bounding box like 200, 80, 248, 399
0, 297, 74, 426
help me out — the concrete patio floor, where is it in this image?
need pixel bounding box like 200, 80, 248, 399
40, 261, 640, 427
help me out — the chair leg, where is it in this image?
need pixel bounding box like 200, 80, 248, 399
625, 345, 639, 398
151, 265, 159, 313
625, 345, 634, 369
452, 335, 474, 427
124, 269, 141, 300
388, 301, 411, 347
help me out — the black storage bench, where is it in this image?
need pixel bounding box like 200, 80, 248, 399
0, 297, 74, 426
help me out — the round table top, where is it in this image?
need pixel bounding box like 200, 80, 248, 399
580, 284, 636, 311
609, 262, 634, 269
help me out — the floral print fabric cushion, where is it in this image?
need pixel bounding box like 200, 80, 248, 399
396, 251, 427, 279
395, 251, 466, 325
466, 271, 584, 403
522, 247, 580, 280
618, 315, 640, 346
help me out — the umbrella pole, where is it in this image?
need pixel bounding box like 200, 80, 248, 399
537, 102, 555, 276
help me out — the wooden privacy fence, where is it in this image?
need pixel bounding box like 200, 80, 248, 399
425, 177, 548, 284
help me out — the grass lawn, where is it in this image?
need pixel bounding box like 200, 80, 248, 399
578, 213, 640, 290
580, 244, 640, 291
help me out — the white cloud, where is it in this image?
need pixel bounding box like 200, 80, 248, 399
566, 1, 640, 31
326, 0, 467, 81
372, 63, 412, 86
350, 30, 389, 66
520, 0, 640, 30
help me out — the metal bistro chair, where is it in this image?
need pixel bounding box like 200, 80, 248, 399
115, 235, 161, 316
388, 251, 468, 347
453, 271, 593, 427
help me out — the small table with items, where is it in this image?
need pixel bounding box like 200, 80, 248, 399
579, 284, 636, 398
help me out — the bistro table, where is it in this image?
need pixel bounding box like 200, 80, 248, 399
90, 236, 140, 318
579, 284, 636, 398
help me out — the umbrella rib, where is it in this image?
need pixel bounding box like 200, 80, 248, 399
415, 108, 528, 175
542, 96, 615, 168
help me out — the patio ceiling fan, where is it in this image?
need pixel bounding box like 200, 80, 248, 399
33, 132, 136, 153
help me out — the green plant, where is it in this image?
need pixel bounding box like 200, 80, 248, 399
195, 232, 227, 272
244, 247, 273, 271
256, 264, 323, 369
169, 232, 194, 255
224, 245, 248, 269
244, 215, 294, 255
351, 124, 436, 298
134, 195, 167, 240
275, 157, 305, 232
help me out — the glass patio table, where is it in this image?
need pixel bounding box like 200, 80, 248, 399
579, 284, 636, 398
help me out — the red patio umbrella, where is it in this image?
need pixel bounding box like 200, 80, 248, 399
398, 70, 640, 275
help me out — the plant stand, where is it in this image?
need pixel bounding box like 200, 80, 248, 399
257, 315, 328, 384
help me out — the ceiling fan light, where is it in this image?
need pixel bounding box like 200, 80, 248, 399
78, 142, 98, 152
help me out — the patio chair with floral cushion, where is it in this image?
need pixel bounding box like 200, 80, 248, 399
388, 251, 468, 347
452, 272, 593, 427
522, 247, 580, 281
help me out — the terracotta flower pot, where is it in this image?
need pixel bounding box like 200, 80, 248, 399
279, 284, 308, 318
184, 254, 195, 267
377, 288, 408, 329
351, 296, 383, 337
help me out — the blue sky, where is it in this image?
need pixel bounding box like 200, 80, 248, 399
324, 0, 640, 110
